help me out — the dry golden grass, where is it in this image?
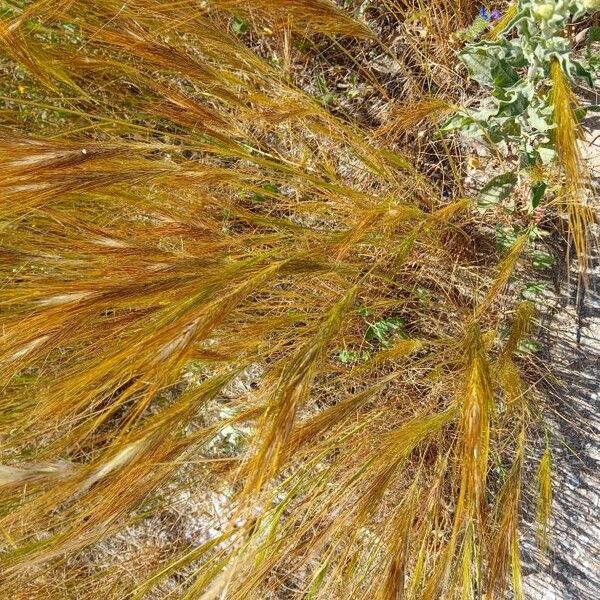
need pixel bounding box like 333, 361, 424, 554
550, 58, 595, 271
0, 1, 561, 598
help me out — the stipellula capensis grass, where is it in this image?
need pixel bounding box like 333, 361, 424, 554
0, 1, 554, 598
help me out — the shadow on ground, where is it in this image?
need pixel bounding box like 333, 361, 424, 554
521, 238, 600, 598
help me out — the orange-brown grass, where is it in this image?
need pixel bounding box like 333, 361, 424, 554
0, 1, 548, 598
550, 58, 595, 271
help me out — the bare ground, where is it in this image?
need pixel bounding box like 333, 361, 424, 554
522, 119, 600, 600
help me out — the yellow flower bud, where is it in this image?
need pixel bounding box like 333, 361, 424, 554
533, 3, 555, 20
583, 0, 600, 12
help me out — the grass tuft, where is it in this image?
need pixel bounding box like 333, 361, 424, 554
550, 58, 594, 270
0, 0, 571, 597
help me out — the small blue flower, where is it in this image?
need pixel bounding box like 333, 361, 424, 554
480, 5, 501, 21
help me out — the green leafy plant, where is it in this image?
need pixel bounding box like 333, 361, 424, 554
337, 348, 370, 364
446, 0, 599, 265
532, 249, 556, 269
231, 15, 250, 34
521, 280, 547, 299
365, 316, 407, 347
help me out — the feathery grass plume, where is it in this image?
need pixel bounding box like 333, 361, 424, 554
536, 445, 553, 552
0, 461, 72, 488
243, 286, 357, 494
487, 429, 525, 600
421, 325, 494, 599
377, 98, 454, 138
376, 483, 418, 600
478, 233, 528, 315
212, 0, 371, 36
550, 59, 583, 187
500, 301, 535, 361
497, 358, 526, 407
550, 58, 594, 270
460, 522, 476, 599
0, 0, 552, 597
457, 325, 494, 528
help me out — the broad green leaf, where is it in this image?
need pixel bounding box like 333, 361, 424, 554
521, 281, 547, 300
532, 250, 555, 270
478, 172, 518, 210
231, 16, 249, 34
531, 181, 547, 209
